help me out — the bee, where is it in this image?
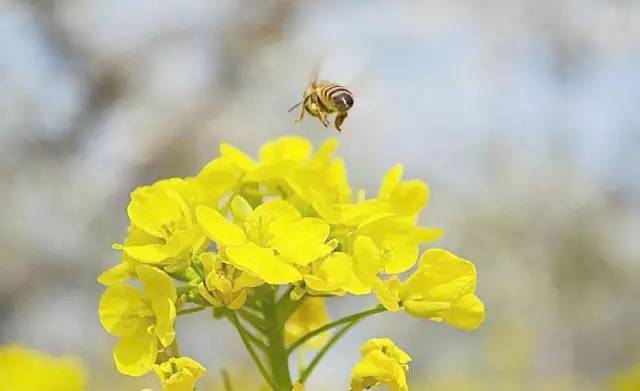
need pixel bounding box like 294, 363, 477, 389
288, 79, 354, 132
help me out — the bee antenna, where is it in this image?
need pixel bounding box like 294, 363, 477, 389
287, 101, 302, 112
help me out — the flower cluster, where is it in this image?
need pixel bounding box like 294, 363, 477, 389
351, 338, 412, 391
97, 136, 485, 390
0, 345, 87, 391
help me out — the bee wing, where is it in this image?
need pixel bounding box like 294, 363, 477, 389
308, 55, 326, 84
341, 57, 376, 103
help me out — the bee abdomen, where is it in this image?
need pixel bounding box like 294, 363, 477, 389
319, 84, 352, 108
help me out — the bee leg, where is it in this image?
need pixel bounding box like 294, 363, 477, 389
318, 111, 329, 128
294, 100, 306, 123
335, 112, 348, 132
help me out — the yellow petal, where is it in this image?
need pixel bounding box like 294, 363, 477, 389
124, 244, 169, 264
226, 243, 302, 284
228, 290, 247, 310
199, 283, 223, 307
200, 252, 217, 277
403, 299, 452, 319
251, 199, 301, 222
270, 217, 329, 244
259, 136, 312, 164
220, 143, 257, 171
99, 285, 151, 337
371, 279, 399, 311
233, 271, 265, 290
155, 357, 206, 391
442, 294, 485, 331
414, 226, 444, 242
192, 157, 242, 203
304, 252, 351, 292
325, 158, 352, 203
243, 161, 295, 182
162, 225, 206, 258
97, 262, 134, 286
230, 195, 254, 223
127, 182, 186, 238
403, 249, 477, 299
311, 138, 339, 165
383, 242, 419, 275
303, 274, 333, 292
351, 351, 401, 390
389, 179, 429, 217
358, 217, 438, 274
113, 334, 157, 377
341, 271, 372, 295
378, 164, 404, 199
285, 297, 329, 348
136, 265, 177, 303
360, 338, 412, 364
270, 218, 331, 265
196, 206, 247, 246
151, 298, 176, 347
400, 249, 485, 330
339, 200, 389, 226
353, 235, 382, 279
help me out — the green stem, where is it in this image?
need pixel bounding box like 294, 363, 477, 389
297, 320, 360, 384
242, 326, 268, 352
238, 308, 266, 332
277, 285, 295, 305
264, 288, 293, 390
176, 305, 208, 316
221, 368, 233, 391
176, 284, 196, 296
287, 306, 386, 354
228, 311, 278, 390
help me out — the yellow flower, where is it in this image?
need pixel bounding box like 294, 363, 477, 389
356, 217, 442, 274
303, 251, 369, 296
198, 252, 263, 309
226, 137, 351, 221
154, 357, 206, 391
285, 297, 329, 348
197, 198, 334, 284
377, 164, 430, 221
334, 165, 442, 276
399, 249, 485, 331
0, 345, 87, 391
190, 151, 245, 205
280, 138, 352, 220
98, 179, 209, 287
610, 364, 640, 391
350, 338, 411, 391
122, 179, 208, 271
99, 265, 177, 376
243, 136, 313, 183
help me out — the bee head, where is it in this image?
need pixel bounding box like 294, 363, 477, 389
333, 92, 354, 112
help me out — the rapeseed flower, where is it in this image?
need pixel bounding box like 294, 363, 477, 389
197, 198, 334, 284
99, 265, 177, 376
285, 297, 329, 348
398, 249, 485, 331
198, 252, 263, 309
0, 345, 87, 391
153, 356, 206, 391
97, 135, 485, 391
350, 338, 411, 391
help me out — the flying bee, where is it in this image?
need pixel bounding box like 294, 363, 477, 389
288, 79, 354, 132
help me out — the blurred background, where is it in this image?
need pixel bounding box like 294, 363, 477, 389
1, 1, 639, 390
